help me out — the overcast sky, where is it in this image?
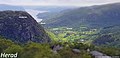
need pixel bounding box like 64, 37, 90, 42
0, 0, 120, 6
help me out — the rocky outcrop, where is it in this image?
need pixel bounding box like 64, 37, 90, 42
0, 11, 51, 43
72, 49, 81, 53
90, 51, 111, 58
52, 45, 63, 54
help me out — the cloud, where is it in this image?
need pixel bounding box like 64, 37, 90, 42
0, 0, 120, 6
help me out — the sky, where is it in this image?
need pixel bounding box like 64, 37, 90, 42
0, 0, 120, 6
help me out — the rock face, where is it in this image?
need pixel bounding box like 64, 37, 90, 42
0, 11, 51, 43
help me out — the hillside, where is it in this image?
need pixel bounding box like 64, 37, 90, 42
0, 11, 50, 43
41, 3, 120, 28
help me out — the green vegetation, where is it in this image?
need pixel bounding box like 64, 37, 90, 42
46, 26, 99, 43
1, 24, 120, 58
58, 47, 91, 58
1, 25, 120, 58
46, 25, 120, 57
95, 46, 120, 56
1, 3, 120, 58
0, 37, 92, 58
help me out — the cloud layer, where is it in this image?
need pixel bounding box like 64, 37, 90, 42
0, 0, 120, 6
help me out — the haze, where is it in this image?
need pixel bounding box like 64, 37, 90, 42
0, 0, 120, 6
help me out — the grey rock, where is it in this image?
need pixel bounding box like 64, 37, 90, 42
72, 49, 81, 53
90, 51, 112, 58
53, 45, 63, 51
95, 56, 111, 58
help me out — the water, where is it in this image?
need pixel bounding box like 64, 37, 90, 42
25, 9, 48, 22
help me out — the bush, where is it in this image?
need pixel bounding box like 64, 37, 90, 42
0, 39, 14, 52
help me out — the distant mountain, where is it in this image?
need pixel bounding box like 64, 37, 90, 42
33, 6, 75, 20
42, 3, 120, 28
0, 4, 25, 11
24, 6, 75, 12
37, 12, 58, 20
24, 6, 74, 22
0, 11, 51, 43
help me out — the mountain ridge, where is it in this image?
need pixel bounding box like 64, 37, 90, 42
41, 3, 120, 28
